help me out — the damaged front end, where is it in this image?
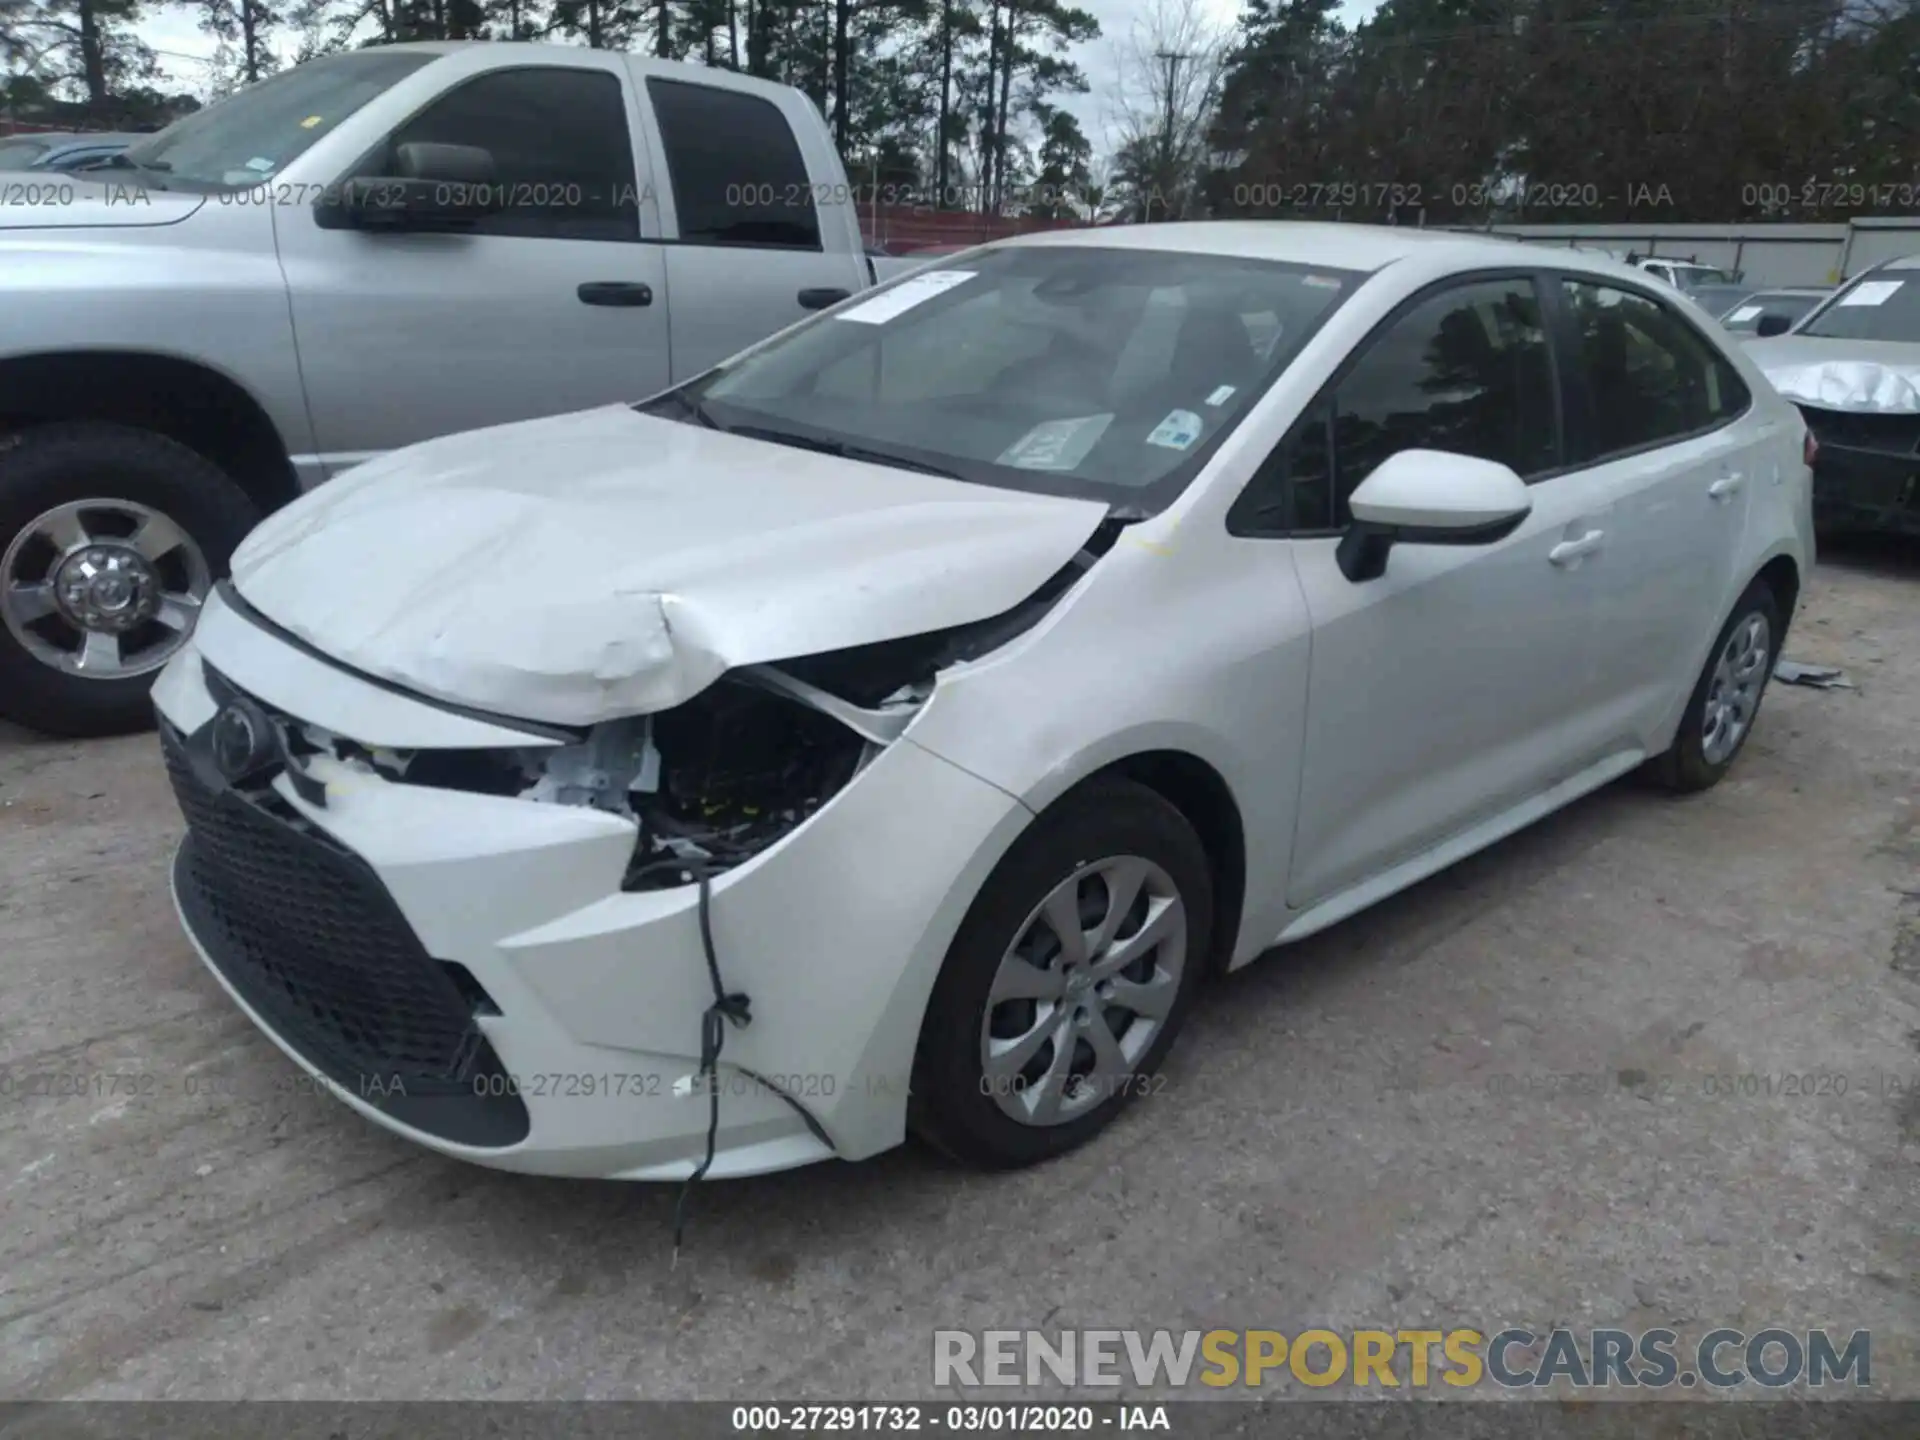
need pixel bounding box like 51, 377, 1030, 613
288, 514, 1130, 891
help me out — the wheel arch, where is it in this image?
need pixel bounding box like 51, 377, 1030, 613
0, 349, 301, 518
1033, 748, 1249, 976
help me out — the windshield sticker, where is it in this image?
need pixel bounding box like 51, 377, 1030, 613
998, 414, 1115, 470
1727, 305, 1764, 324
835, 270, 977, 325
1205, 384, 1237, 407
1302, 275, 1342, 289
243, 156, 275, 172
1146, 409, 1203, 451
300, 115, 325, 129
1839, 279, 1903, 308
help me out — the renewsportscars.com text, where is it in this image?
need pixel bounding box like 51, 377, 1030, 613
932, 1327, 1871, 1390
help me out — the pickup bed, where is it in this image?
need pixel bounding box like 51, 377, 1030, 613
0, 42, 879, 736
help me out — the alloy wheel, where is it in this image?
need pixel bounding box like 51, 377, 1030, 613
1, 498, 210, 680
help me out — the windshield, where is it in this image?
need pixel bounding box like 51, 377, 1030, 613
1721, 292, 1822, 334
649, 246, 1362, 510
0, 138, 49, 169
1798, 270, 1920, 343
119, 50, 435, 192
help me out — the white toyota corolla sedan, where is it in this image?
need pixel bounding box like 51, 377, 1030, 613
153, 222, 1814, 1183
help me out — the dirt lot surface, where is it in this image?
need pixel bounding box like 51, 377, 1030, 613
1, 544, 1916, 1404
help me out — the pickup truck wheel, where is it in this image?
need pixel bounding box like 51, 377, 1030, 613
0, 424, 261, 738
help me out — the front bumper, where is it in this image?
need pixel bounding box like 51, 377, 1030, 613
153, 603, 1031, 1180
1800, 406, 1920, 536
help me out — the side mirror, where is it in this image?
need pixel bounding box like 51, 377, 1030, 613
316, 141, 503, 233
1336, 449, 1532, 583
1754, 312, 1794, 338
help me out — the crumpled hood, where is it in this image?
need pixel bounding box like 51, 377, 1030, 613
0, 176, 207, 230
1745, 334, 1920, 414
230, 405, 1110, 726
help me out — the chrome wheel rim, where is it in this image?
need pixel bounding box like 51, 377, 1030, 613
980, 855, 1188, 1128
1702, 611, 1772, 766
1, 498, 210, 680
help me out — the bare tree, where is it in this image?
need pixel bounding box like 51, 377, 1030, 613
1104, 0, 1227, 222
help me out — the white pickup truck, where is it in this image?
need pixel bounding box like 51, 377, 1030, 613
0, 43, 893, 736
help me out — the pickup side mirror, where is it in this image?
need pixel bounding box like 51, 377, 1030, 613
1754, 312, 1794, 338
1336, 449, 1533, 583
316, 141, 504, 233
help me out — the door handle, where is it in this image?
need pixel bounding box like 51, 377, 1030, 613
1548, 530, 1605, 566
798, 287, 852, 310
578, 281, 652, 307
1708, 473, 1745, 500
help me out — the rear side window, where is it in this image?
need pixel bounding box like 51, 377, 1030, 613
647, 79, 820, 251
383, 68, 640, 242
1558, 280, 1751, 461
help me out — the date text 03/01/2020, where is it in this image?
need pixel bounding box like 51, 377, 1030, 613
730, 1405, 1171, 1433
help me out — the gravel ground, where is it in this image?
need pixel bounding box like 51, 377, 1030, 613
0, 542, 1916, 1404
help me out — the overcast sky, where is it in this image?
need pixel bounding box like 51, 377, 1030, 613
137, 0, 1382, 157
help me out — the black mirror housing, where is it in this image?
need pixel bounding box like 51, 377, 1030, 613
314, 142, 503, 233
1754, 313, 1794, 338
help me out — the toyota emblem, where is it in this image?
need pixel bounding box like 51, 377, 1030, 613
210, 699, 275, 782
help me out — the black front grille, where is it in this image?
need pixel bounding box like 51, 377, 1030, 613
162, 715, 529, 1148
1800, 405, 1920, 456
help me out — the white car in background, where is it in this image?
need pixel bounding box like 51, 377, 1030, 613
1744, 256, 1920, 536
152, 223, 1814, 1184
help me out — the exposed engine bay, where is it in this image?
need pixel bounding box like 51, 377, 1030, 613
278, 514, 1131, 891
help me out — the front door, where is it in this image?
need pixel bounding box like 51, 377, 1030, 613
274, 51, 672, 480
1283, 274, 1621, 908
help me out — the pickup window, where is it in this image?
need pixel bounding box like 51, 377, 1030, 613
646, 78, 821, 251
381, 67, 641, 243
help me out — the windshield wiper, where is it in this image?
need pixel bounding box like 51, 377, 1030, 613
723, 423, 965, 480
641, 388, 720, 429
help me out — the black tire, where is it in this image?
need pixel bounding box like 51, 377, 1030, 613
1645, 578, 1784, 794
909, 777, 1214, 1169
0, 424, 262, 739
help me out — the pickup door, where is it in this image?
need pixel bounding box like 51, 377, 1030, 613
274, 50, 868, 482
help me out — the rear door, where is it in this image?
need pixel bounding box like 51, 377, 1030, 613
637, 73, 869, 380
276, 51, 671, 475
1548, 275, 1757, 752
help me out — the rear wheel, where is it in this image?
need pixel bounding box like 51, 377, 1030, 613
0, 424, 261, 738
1646, 579, 1783, 793
910, 778, 1213, 1169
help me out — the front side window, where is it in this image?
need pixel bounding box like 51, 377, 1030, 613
1233, 277, 1557, 535
1559, 280, 1749, 459
647, 79, 818, 250
119, 50, 434, 192
1797, 269, 1920, 343
376, 68, 639, 242
644, 246, 1362, 511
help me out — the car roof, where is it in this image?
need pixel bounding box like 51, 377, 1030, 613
996, 220, 1670, 283
1879, 254, 1920, 271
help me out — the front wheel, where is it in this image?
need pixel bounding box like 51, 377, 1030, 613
910, 777, 1214, 1169
0, 424, 261, 738
1646, 579, 1783, 793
